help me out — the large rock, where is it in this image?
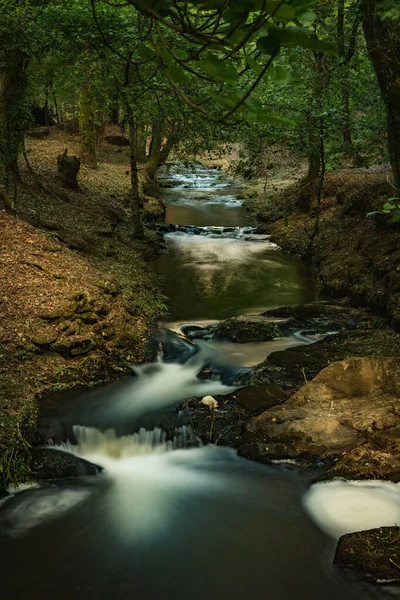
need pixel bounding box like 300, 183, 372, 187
214, 317, 281, 343
334, 527, 400, 583
31, 448, 101, 481
187, 383, 286, 446
241, 357, 400, 463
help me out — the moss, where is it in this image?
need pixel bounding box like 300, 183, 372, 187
214, 317, 281, 343
335, 527, 400, 582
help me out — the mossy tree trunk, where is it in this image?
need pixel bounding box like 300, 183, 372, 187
362, 0, 400, 190
128, 114, 144, 238
135, 122, 147, 163
79, 81, 98, 169
0, 50, 28, 200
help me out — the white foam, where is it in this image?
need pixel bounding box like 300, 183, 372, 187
303, 480, 400, 539
3, 487, 92, 537
54, 427, 237, 539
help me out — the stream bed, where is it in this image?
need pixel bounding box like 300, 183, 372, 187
0, 164, 397, 599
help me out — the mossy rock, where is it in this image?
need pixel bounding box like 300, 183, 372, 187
31, 326, 59, 348
39, 308, 71, 321
214, 317, 281, 343
79, 312, 98, 325
334, 527, 400, 583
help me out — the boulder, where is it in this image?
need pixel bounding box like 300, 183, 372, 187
187, 384, 286, 446
334, 527, 400, 583
214, 317, 281, 343
31, 448, 101, 480
242, 357, 400, 463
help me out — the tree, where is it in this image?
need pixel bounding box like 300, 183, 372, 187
362, 0, 400, 190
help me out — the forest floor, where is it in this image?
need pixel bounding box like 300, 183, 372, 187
0, 125, 166, 486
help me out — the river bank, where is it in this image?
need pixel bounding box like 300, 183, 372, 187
0, 126, 166, 486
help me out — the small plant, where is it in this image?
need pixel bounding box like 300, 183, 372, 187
367, 197, 400, 223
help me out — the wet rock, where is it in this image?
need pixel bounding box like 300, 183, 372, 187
187, 384, 286, 446
0, 488, 9, 501
242, 357, 400, 463
334, 527, 400, 583
214, 317, 281, 343
253, 326, 400, 390
31, 448, 101, 480
262, 302, 354, 335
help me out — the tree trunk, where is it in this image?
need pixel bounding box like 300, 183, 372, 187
362, 0, 400, 190
0, 51, 27, 192
145, 120, 164, 180
128, 116, 144, 238
135, 122, 147, 163
79, 81, 97, 169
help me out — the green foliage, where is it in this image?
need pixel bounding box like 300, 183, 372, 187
367, 198, 400, 223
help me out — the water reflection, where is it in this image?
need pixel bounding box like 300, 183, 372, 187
153, 233, 317, 320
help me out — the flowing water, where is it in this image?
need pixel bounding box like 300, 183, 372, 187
1, 164, 398, 599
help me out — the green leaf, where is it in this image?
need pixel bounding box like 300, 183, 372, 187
197, 55, 237, 82
174, 48, 189, 60
290, 0, 319, 7
279, 27, 337, 55
155, 46, 174, 66
166, 65, 191, 84
210, 91, 237, 109
137, 42, 155, 61
383, 202, 396, 209
274, 65, 291, 84
295, 8, 317, 24
246, 56, 263, 75
257, 31, 280, 54
244, 96, 264, 113
256, 112, 295, 126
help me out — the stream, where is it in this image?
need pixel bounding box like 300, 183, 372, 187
1, 164, 398, 599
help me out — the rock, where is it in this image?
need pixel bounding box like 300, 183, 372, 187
214, 317, 281, 343
74, 301, 93, 314
334, 527, 400, 583
262, 302, 354, 334
31, 448, 101, 480
253, 326, 400, 390
39, 308, 70, 321
57, 149, 80, 190
93, 302, 110, 316
227, 384, 286, 414
51, 341, 72, 355
31, 326, 59, 348
0, 488, 9, 501
70, 342, 96, 356
79, 312, 97, 324
51, 338, 96, 357
187, 384, 286, 447
242, 357, 400, 463
60, 232, 96, 254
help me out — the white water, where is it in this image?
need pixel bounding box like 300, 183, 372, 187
101, 353, 236, 421
303, 480, 400, 539
52, 426, 237, 539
